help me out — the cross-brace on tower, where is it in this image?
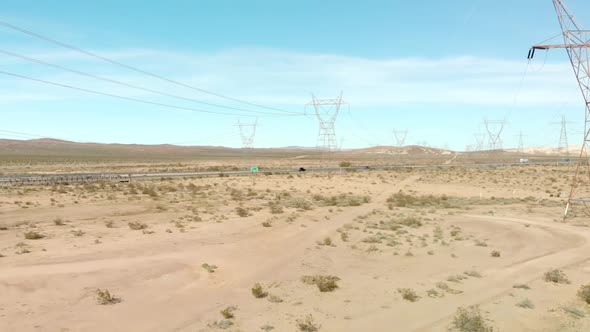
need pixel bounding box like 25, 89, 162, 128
393, 129, 408, 147
305, 93, 346, 152
529, 0, 590, 217
236, 118, 258, 149
484, 119, 507, 151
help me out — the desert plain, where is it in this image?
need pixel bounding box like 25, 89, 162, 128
1, 146, 590, 332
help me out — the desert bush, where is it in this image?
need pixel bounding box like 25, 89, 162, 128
268, 294, 283, 303
339, 161, 352, 167
220, 306, 237, 319
24, 231, 44, 240
490, 250, 501, 257
340, 232, 349, 242
562, 306, 586, 318
516, 298, 535, 309
464, 270, 482, 278
236, 206, 249, 217
128, 221, 147, 230
544, 268, 570, 284
312, 194, 370, 207
96, 289, 121, 305
53, 218, 65, 226
297, 314, 320, 332
450, 306, 494, 332
262, 220, 273, 227
105, 221, 115, 228
301, 275, 340, 292
397, 216, 422, 228
397, 288, 420, 302
269, 202, 284, 214
447, 275, 468, 283
321, 237, 333, 246
202, 263, 218, 273
577, 284, 590, 304
251, 283, 268, 298
387, 191, 454, 209
209, 319, 234, 329
512, 283, 530, 290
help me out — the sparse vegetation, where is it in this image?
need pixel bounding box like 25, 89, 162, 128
24, 231, 45, 240
252, 283, 268, 298
562, 306, 586, 318
397, 288, 420, 302
577, 284, 590, 304
450, 306, 494, 332
490, 250, 501, 257
96, 289, 121, 305
301, 275, 340, 292
512, 283, 530, 290
544, 268, 570, 284
128, 221, 148, 230
220, 306, 237, 319
297, 314, 320, 332
53, 218, 65, 226
202, 263, 218, 273
236, 206, 249, 217
516, 298, 535, 309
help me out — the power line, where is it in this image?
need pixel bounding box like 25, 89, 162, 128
0, 70, 301, 118
0, 19, 295, 115
0, 48, 297, 116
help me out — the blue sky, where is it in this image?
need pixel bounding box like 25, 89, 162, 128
1, 0, 589, 150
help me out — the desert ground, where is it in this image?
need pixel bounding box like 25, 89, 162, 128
2, 160, 590, 331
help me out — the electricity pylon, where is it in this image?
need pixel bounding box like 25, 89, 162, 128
393, 129, 408, 147
554, 115, 572, 157
529, 0, 590, 218
483, 119, 507, 150
305, 93, 345, 152
236, 118, 257, 149
474, 132, 486, 151
516, 131, 526, 154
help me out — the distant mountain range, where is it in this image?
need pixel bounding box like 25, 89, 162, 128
0, 138, 574, 161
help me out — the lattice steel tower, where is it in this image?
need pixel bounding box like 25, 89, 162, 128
306, 93, 345, 152
558, 115, 570, 157
393, 129, 408, 147
484, 119, 507, 150
236, 118, 257, 149
529, 0, 590, 217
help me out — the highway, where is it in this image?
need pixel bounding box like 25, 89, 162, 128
0, 161, 571, 185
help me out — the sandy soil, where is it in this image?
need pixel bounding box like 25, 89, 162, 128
1, 165, 590, 331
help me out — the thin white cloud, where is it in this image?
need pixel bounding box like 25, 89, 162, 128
0, 47, 580, 108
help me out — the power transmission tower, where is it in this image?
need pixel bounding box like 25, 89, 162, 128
305, 93, 345, 152
557, 115, 570, 157
529, 0, 590, 218
483, 119, 507, 150
474, 132, 486, 151
393, 129, 408, 147
236, 118, 258, 149
516, 131, 526, 154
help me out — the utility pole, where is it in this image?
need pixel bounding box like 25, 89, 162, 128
305, 92, 345, 152
393, 129, 408, 147
529, 0, 590, 218
236, 118, 257, 149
